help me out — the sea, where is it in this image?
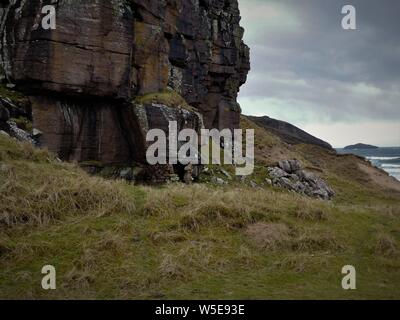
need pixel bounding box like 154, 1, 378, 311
336, 147, 400, 181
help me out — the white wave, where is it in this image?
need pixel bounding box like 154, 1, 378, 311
381, 164, 400, 168
390, 174, 400, 181
381, 169, 400, 181
366, 156, 400, 160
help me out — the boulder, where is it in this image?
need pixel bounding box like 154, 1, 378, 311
120, 168, 134, 181
169, 174, 181, 183
6, 120, 35, 144
278, 160, 292, 173
289, 160, 302, 172
220, 168, 232, 180
279, 177, 294, 190
265, 178, 272, 186
278, 159, 302, 174
32, 128, 42, 138
268, 167, 289, 179
250, 180, 258, 188
292, 181, 306, 193
211, 177, 226, 185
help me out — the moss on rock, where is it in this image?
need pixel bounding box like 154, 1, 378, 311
134, 90, 195, 112
0, 84, 27, 103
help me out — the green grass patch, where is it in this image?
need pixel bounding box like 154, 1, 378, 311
134, 90, 195, 112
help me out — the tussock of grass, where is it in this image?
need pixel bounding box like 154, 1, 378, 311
292, 204, 329, 221
149, 230, 188, 244
245, 223, 290, 250
0, 135, 53, 162
290, 231, 343, 252
0, 136, 135, 227
274, 255, 306, 272
180, 202, 261, 231
159, 253, 186, 279
374, 234, 398, 258
244, 222, 342, 253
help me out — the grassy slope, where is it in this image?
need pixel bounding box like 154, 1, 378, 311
0, 121, 400, 299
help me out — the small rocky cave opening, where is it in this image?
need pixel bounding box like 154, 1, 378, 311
173, 163, 186, 181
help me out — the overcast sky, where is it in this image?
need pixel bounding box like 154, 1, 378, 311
237, 0, 400, 148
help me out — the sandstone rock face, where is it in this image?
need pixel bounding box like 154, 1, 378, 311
30, 96, 141, 164
0, 0, 249, 169
1, 1, 135, 98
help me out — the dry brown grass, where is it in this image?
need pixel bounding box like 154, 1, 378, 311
159, 253, 186, 279
139, 184, 346, 256
139, 184, 332, 228
0, 136, 135, 227
244, 222, 342, 253
240, 116, 300, 166
245, 222, 290, 250
293, 208, 328, 221
290, 230, 343, 252
143, 183, 306, 210
375, 234, 398, 257
134, 90, 194, 111
0, 136, 53, 163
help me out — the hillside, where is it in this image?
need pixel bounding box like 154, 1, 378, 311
1, 120, 400, 299
247, 115, 333, 150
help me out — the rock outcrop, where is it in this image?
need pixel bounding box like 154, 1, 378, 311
248, 116, 332, 150
268, 160, 335, 200
0, 93, 35, 143
0, 0, 250, 173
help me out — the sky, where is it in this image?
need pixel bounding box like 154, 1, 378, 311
237, 0, 400, 148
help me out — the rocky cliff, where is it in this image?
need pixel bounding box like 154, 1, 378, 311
0, 0, 249, 169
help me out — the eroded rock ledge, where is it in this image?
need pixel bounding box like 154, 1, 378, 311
0, 0, 250, 172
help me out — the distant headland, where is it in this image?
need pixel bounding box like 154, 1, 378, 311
344, 143, 379, 150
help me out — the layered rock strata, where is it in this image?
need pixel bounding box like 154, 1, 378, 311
0, 0, 250, 171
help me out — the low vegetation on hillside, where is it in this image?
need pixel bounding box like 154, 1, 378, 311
134, 90, 194, 111
0, 131, 399, 299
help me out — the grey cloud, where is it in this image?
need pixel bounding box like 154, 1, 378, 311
238, 0, 400, 125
